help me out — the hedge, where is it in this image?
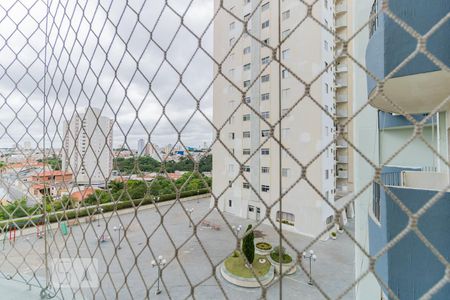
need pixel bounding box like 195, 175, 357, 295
0, 188, 210, 231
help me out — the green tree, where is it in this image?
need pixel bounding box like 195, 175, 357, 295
242, 224, 255, 266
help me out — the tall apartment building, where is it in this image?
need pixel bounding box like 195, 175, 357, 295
62, 107, 114, 185
137, 138, 145, 155
354, 1, 450, 299
334, 0, 354, 200
212, 0, 344, 237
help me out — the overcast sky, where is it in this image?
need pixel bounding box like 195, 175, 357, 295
0, 0, 214, 150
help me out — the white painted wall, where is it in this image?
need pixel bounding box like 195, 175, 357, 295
352, 0, 382, 299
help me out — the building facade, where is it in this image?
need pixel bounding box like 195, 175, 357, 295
62, 107, 114, 185
355, 1, 450, 299
137, 138, 145, 156
212, 0, 347, 237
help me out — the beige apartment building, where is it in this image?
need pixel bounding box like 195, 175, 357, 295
212, 0, 353, 237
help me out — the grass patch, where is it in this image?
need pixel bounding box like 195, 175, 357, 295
224, 253, 271, 278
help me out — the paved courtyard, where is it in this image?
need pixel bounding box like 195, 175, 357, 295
0, 196, 355, 299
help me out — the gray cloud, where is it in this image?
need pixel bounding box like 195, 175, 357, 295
0, 0, 214, 150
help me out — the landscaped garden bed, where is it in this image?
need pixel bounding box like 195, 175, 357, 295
221, 252, 274, 287
255, 241, 272, 255
268, 246, 297, 275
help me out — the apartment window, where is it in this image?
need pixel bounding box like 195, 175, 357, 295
324, 40, 328, 50
228, 164, 234, 173
282, 168, 290, 177
243, 182, 250, 189
261, 185, 270, 192
325, 126, 329, 136
281, 128, 290, 138
325, 83, 329, 93
243, 148, 251, 155
262, 20, 269, 29
276, 211, 295, 225
243, 165, 250, 172
261, 74, 270, 82
229, 132, 235, 140
261, 56, 270, 65
229, 38, 235, 46
282, 49, 290, 60
228, 68, 235, 78
373, 183, 381, 221
243, 46, 251, 54
228, 180, 232, 188
245, 96, 251, 103
325, 62, 329, 72
324, 0, 328, 9
281, 69, 289, 79
261, 111, 270, 119
243, 80, 250, 88
261, 130, 270, 137
228, 200, 232, 207
243, 63, 251, 71
261, 93, 270, 101
229, 22, 235, 30
282, 29, 290, 39
243, 114, 250, 121
243, 131, 251, 138
326, 215, 334, 225
261, 148, 270, 155
261, 2, 269, 11
325, 169, 329, 179
248, 205, 254, 212
282, 88, 289, 101
282, 10, 290, 20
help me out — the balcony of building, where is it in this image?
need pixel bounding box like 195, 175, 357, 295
335, 2, 347, 15
369, 166, 450, 299
335, 17, 347, 30
336, 93, 348, 103
366, 0, 450, 114
337, 170, 348, 179
378, 111, 437, 130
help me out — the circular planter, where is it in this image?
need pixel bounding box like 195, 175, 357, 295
267, 254, 297, 275
221, 263, 274, 288
255, 242, 272, 256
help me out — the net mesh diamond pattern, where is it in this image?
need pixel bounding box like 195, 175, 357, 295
0, 0, 448, 299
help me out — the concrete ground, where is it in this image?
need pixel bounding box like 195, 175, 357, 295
0, 196, 355, 299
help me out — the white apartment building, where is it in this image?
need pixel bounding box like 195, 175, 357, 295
212, 0, 339, 237
137, 138, 145, 155
62, 107, 113, 185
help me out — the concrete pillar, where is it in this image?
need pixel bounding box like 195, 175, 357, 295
346, 202, 355, 219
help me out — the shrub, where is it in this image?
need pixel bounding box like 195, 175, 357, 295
331, 231, 337, 237
232, 250, 240, 257
242, 224, 255, 265
270, 246, 293, 264
256, 242, 272, 251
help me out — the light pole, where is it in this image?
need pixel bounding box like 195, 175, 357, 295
303, 249, 317, 285
232, 224, 242, 247
151, 255, 167, 295
113, 225, 124, 250
97, 207, 104, 227
186, 208, 194, 228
